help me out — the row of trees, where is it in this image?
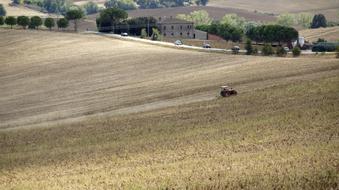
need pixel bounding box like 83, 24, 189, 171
246, 25, 298, 45
196, 23, 243, 42
244, 39, 301, 57
0, 15, 69, 30
276, 13, 331, 28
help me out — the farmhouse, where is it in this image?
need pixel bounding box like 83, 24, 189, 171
157, 17, 195, 38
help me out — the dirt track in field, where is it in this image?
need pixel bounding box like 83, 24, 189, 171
0, 29, 338, 129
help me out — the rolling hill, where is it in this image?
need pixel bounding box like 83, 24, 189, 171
208, 0, 339, 14
0, 29, 338, 189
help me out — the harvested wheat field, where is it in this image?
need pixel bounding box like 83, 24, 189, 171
0, 29, 339, 189
208, 0, 339, 14
300, 26, 339, 42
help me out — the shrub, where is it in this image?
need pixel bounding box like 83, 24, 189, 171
336, 46, 339, 58
253, 47, 258, 55
44, 17, 55, 30
140, 28, 147, 38
312, 42, 339, 52
292, 47, 301, 57
0, 4, 6, 16
57, 18, 69, 30
317, 38, 327, 43
245, 39, 253, 55
17, 16, 30, 29
0, 16, 4, 25
151, 28, 161, 41
104, 0, 137, 10
276, 46, 287, 57
30, 16, 42, 29
83, 1, 99, 15
262, 44, 274, 56
311, 14, 327, 28
5, 16, 17, 28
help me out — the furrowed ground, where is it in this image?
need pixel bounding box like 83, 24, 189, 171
0, 29, 338, 189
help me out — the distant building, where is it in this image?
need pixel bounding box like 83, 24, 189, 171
157, 17, 196, 39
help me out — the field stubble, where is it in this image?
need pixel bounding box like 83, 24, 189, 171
0, 29, 339, 189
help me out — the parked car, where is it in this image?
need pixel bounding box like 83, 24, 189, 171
283, 47, 290, 52
203, 43, 211, 48
121, 32, 128, 37
231, 46, 240, 54
174, 40, 183, 45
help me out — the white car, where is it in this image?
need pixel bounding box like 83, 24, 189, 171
203, 43, 211, 48
121, 32, 128, 37
174, 40, 183, 45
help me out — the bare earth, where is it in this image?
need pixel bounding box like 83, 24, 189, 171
0, 29, 338, 130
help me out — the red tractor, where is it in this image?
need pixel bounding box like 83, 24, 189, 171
220, 86, 237, 97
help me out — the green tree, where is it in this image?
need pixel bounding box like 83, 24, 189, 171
83, 1, 99, 14
57, 18, 69, 30
5, 16, 17, 28
262, 43, 274, 56
311, 14, 327, 28
176, 10, 212, 26
136, 0, 161, 9
151, 27, 161, 41
105, 0, 137, 10
220, 14, 246, 30
17, 16, 30, 29
0, 4, 6, 16
276, 13, 295, 27
44, 17, 55, 30
195, 0, 208, 6
12, 0, 22, 4
296, 13, 312, 28
30, 16, 42, 29
0, 16, 4, 25
292, 47, 301, 57
140, 28, 147, 38
96, 7, 128, 33
66, 7, 84, 31
245, 39, 253, 55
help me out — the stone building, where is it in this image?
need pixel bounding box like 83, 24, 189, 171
157, 17, 195, 39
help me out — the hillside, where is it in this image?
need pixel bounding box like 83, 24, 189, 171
1, 29, 338, 129
300, 26, 339, 42
0, 0, 51, 16
208, 0, 339, 14
0, 29, 338, 189
126, 6, 276, 22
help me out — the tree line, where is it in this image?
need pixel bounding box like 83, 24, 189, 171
10, 0, 209, 15
0, 15, 69, 30
0, 8, 85, 31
